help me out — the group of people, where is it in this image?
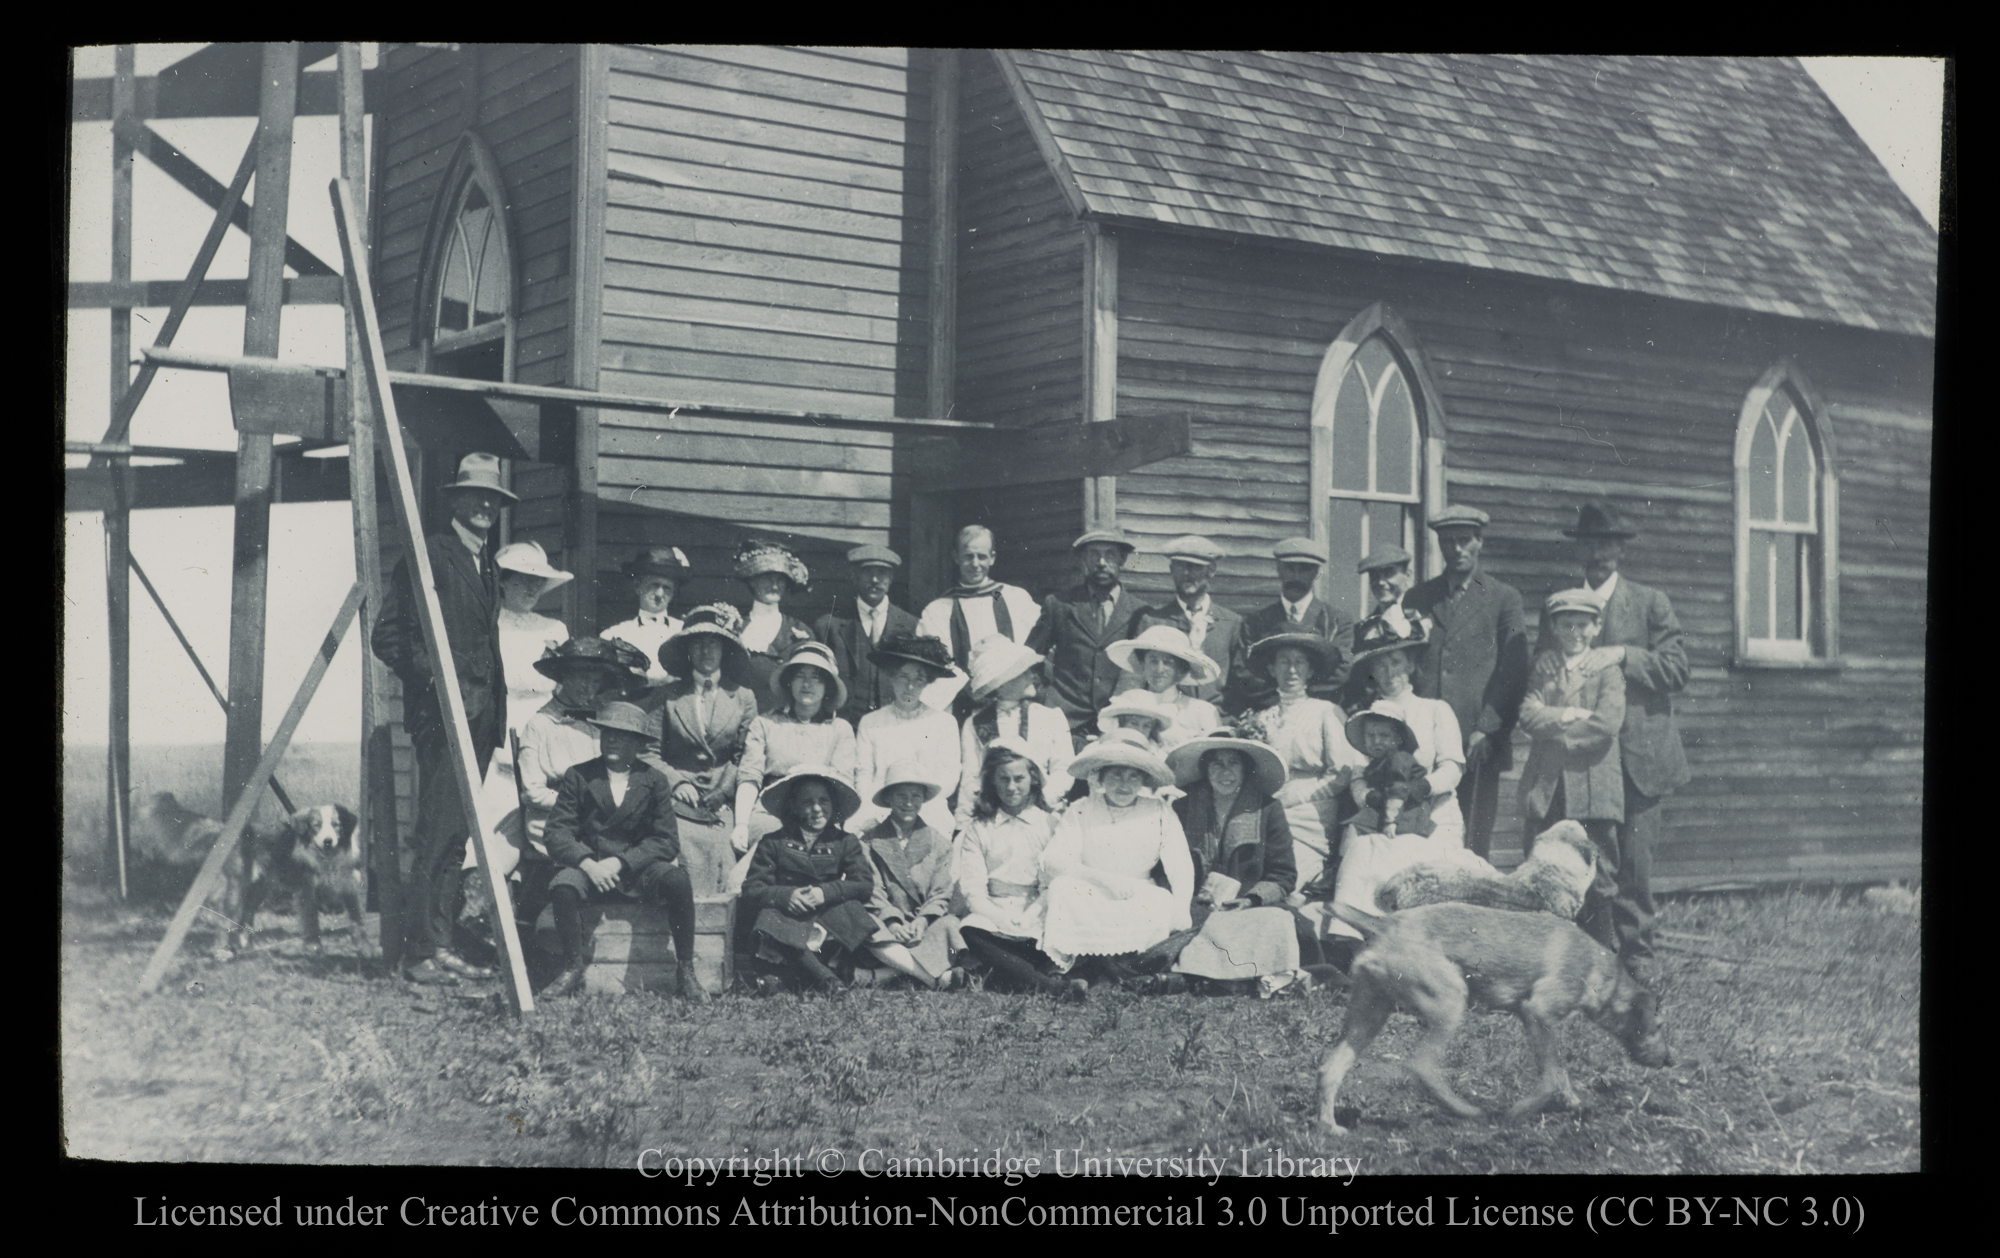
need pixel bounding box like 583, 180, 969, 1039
373, 453, 1690, 1003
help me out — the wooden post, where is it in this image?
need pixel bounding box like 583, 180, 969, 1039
339, 41, 403, 967
927, 48, 959, 423
104, 45, 135, 895
139, 585, 363, 993
1081, 225, 1119, 530
331, 176, 536, 1014
220, 43, 298, 833
565, 45, 609, 635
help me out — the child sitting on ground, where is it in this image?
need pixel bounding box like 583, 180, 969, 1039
740, 766, 877, 994
855, 763, 965, 990
1343, 708, 1435, 838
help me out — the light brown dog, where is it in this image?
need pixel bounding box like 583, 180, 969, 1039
1317, 902, 1670, 1134
1374, 819, 1598, 918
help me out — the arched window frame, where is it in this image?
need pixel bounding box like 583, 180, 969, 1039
413, 131, 518, 377
1733, 360, 1840, 667
1308, 302, 1450, 615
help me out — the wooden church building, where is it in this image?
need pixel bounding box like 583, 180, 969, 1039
366, 47, 1934, 887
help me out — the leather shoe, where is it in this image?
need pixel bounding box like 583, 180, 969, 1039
536, 966, 587, 1001
436, 950, 494, 980
675, 966, 710, 1002
402, 958, 459, 987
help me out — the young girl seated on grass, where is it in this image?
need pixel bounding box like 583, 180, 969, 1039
740, 766, 876, 995
955, 739, 1085, 1000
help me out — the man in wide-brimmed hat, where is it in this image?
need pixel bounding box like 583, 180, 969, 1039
1228, 536, 1354, 713
1027, 527, 1151, 748
1543, 502, 1689, 977
372, 451, 516, 986
1127, 535, 1245, 706
602, 546, 693, 688
1401, 505, 1529, 860
813, 543, 919, 726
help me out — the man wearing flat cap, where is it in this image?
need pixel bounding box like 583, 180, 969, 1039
1227, 536, 1354, 714
372, 452, 513, 986
1121, 535, 1245, 707
1027, 528, 1151, 747
813, 544, 919, 726
1339, 544, 1419, 709
1542, 502, 1689, 975
1402, 505, 1529, 861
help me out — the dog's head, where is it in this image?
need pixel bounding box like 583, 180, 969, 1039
1606, 975, 1674, 1069
285, 803, 358, 854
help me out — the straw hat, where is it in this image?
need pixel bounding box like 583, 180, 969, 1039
867, 631, 957, 680
1167, 728, 1287, 797
533, 635, 639, 683
494, 541, 573, 598
1067, 728, 1174, 788
1247, 631, 1341, 681
1105, 624, 1221, 685
1344, 705, 1420, 756
1347, 604, 1430, 669
585, 701, 654, 740
659, 604, 751, 682
967, 635, 1044, 699
734, 539, 810, 591
1098, 690, 1171, 730
759, 764, 862, 826
870, 760, 944, 808
440, 452, 519, 501
774, 639, 849, 714
1544, 587, 1608, 619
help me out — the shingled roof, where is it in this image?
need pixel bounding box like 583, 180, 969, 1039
1000, 52, 1937, 338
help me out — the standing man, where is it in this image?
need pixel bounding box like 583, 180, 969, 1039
917, 524, 1041, 672
1026, 528, 1150, 747
1545, 503, 1690, 976
601, 546, 692, 692
1403, 506, 1529, 861
1227, 536, 1353, 713
372, 453, 512, 986
814, 544, 918, 727
1341, 544, 1419, 708
1123, 535, 1244, 707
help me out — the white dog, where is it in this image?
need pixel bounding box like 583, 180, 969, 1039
1373, 820, 1598, 919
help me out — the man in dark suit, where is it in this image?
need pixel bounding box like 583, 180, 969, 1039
1403, 506, 1530, 862
539, 701, 703, 1001
1544, 502, 1691, 975
1125, 535, 1246, 707
1026, 528, 1151, 748
812, 544, 918, 727
1227, 536, 1354, 714
372, 452, 511, 987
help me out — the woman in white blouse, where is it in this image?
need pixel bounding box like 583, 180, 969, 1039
958, 635, 1073, 828
1104, 624, 1222, 749
1240, 632, 1359, 893
850, 633, 963, 835
953, 737, 1081, 999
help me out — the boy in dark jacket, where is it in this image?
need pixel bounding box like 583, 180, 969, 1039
539, 702, 704, 1001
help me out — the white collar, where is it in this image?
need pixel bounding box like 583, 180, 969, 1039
1589, 572, 1620, 600
746, 602, 783, 622
1181, 594, 1211, 617
857, 597, 885, 620
450, 518, 487, 557
635, 609, 673, 626
692, 669, 722, 688
1283, 592, 1314, 618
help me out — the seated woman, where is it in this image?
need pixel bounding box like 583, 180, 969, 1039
1517, 586, 1626, 951
1105, 625, 1222, 748
1036, 731, 1195, 987
647, 605, 760, 895
955, 738, 1082, 1000
740, 765, 876, 994
732, 540, 819, 715
1241, 632, 1357, 897
1325, 607, 1467, 953
851, 632, 963, 836
958, 635, 1074, 828
855, 762, 965, 990
729, 640, 858, 892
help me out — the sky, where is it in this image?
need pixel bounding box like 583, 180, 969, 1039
60, 49, 1946, 748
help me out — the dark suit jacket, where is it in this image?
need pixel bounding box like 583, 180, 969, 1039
1123, 600, 1247, 707
813, 600, 920, 726
371, 530, 504, 753
1227, 597, 1355, 714
1540, 575, 1691, 799
1025, 584, 1152, 732
542, 758, 681, 880
1404, 567, 1530, 769
643, 678, 760, 807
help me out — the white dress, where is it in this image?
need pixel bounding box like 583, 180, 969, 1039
850, 703, 962, 835
469, 610, 569, 879
955, 807, 1057, 942
1037, 795, 1194, 969
1327, 689, 1467, 940
957, 702, 1075, 828
1253, 694, 1361, 888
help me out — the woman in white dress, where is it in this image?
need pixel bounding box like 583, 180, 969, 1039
1036, 731, 1195, 987
954, 737, 1081, 999
850, 633, 963, 835
1326, 607, 1468, 948
1241, 632, 1361, 893
957, 635, 1073, 828
1104, 624, 1222, 749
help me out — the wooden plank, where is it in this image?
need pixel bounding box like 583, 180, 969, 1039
607, 63, 908, 141
570, 43, 609, 634
112, 114, 335, 279
909, 415, 1189, 494
597, 455, 892, 502
608, 45, 907, 121
599, 427, 891, 470
605, 97, 903, 170
604, 232, 901, 296
601, 307, 898, 357
603, 261, 901, 320
603, 202, 905, 270
69, 278, 346, 308
928, 47, 959, 424
643, 44, 907, 94
597, 341, 897, 397
605, 484, 891, 531
605, 122, 908, 195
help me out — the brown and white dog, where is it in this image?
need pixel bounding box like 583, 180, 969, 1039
1317, 901, 1671, 1134
1373, 819, 1599, 919
129, 792, 370, 957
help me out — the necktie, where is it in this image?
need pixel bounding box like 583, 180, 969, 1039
867, 607, 881, 644
699, 679, 716, 735
1288, 602, 1303, 624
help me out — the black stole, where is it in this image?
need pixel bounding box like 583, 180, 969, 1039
946, 587, 1013, 666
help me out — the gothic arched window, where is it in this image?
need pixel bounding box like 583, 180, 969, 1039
1735, 362, 1839, 664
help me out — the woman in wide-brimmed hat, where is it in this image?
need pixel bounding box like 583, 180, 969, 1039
1034, 731, 1195, 988
729, 640, 858, 893
846, 632, 964, 837
732, 539, 819, 713
645, 605, 760, 895
1104, 624, 1223, 749
739, 765, 876, 994
955, 635, 1074, 828
602, 546, 693, 687
1238, 630, 1360, 899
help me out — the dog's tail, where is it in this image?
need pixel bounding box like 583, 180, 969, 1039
1330, 902, 1390, 939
